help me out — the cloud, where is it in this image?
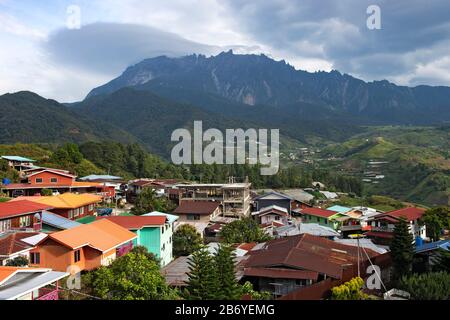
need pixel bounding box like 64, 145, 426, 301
44, 22, 222, 76
220, 0, 450, 85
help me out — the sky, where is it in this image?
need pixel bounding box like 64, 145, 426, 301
1, 0, 450, 102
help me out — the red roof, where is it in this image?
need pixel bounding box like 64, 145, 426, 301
365, 231, 394, 239
97, 216, 167, 229
385, 207, 425, 221
244, 267, 319, 280
0, 200, 51, 219
244, 234, 379, 279
0, 232, 38, 256
301, 207, 338, 218
173, 201, 220, 215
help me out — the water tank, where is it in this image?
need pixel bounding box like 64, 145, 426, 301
2, 178, 11, 185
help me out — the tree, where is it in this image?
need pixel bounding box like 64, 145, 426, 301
433, 249, 450, 273
5, 256, 29, 267
240, 281, 271, 300
398, 272, 450, 300
130, 245, 160, 265
219, 217, 271, 244
185, 246, 219, 300
390, 218, 415, 281
331, 277, 368, 300
131, 188, 175, 215
88, 252, 178, 300
40, 188, 53, 196
421, 207, 450, 241
173, 224, 203, 257
214, 244, 241, 300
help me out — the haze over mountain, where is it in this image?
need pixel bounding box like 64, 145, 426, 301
87, 51, 450, 125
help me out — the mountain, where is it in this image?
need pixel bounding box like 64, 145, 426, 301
87, 51, 450, 125
0, 91, 137, 145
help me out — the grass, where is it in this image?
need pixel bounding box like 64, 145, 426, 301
0, 198, 10, 203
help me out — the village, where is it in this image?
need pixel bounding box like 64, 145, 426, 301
0, 154, 448, 301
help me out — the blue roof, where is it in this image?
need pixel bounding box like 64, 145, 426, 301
415, 239, 450, 253
327, 205, 352, 213
143, 211, 179, 224
41, 211, 82, 230
79, 175, 122, 181
1, 156, 35, 162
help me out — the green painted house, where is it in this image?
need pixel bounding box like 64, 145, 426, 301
101, 212, 178, 267
300, 207, 345, 231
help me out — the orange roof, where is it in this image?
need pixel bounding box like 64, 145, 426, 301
71, 181, 102, 187
13, 193, 102, 209
44, 219, 137, 252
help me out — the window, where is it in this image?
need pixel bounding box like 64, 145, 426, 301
88, 204, 94, 211
68, 210, 73, 219
275, 216, 280, 221
30, 252, 40, 264
187, 214, 200, 221
80, 206, 85, 215
0, 220, 11, 232
74, 250, 81, 263
73, 208, 79, 217
35, 178, 43, 184
19, 215, 31, 228
50, 178, 58, 183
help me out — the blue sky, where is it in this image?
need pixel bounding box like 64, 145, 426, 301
1, 0, 450, 101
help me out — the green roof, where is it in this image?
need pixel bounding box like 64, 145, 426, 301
76, 215, 97, 224
118, 212, 135, 216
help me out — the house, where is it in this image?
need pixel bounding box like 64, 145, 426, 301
175, 181, 251, 217
252, 205, 290, 227
0, 200, 52, 233
365, 207, 426, 245
2, 168, 103, 197
79, 175, 125, 201
254, 191, 291, 213
40, 211, 82, 232
98, 215, 175, 267
333, 207, 382, 237
173, 200, 221, 222
242, 234, 381, 298
13, 193, 102, 220
29, 219, 137, 272
0, 266, 68, 300
278, 189, 314, 207
274, 223, 340, 239
414, 239, 450, 272
299, 207, 344, 230
0, 232, 47, 265
161, 242, 248, 287
1, 156, 36, 171
327, 205, 352, 214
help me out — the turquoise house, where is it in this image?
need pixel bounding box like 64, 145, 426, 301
102, 213, 178, 267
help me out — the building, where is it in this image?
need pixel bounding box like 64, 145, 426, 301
173, 201, 221, 222
1, 156, 36, 171
0, 232, 47, 265
98, 215, 175, 267
274, 223, 340, 239
252, 205, 290, 227
254, 191, 292, 213
299, 207, 344, 231
176, 182, 251, 218
365, 207, 426, 245
2, 168, 103, 197
0, 266, 68, 300
242, 234, 381, 298
327, 205, 352, 214
40, 211, 82, 232
30, 219, 137, 272
12, 193, 102, 220
0, 200, 51, 233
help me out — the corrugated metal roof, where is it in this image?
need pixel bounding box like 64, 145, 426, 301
0, 268, 68, 300
143, 211, 179, 224
1, 156, 35, 162
41, 211, 81, 230
79, 175, 122, 181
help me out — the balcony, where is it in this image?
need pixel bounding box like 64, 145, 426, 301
36, 287, 59, 300
340, 224, 362, 231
